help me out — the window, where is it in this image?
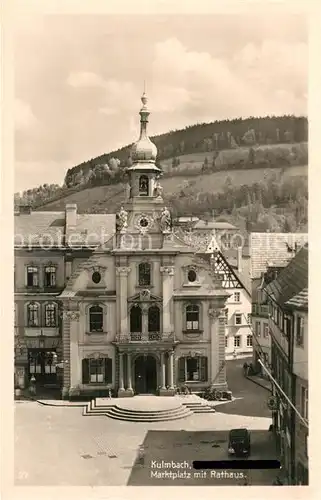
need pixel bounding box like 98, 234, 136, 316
234, 335, 241, 347
28, 351, 57, 375
44, 303, 57, 327
263, 323, 269, 338
247, 335, 253, 347
301, 386, 308, 420
296, 316, 304, 347
235, 313, 242, 325
138, 262, 151, 286
27, 302, 40, 327
186, 304, 200, 330
26, 266, 39, 287
255, 321, 261, 337
92, 271, 101, 284
178, 356, 208, 382
187, 269, 197, 283
89, 305, 104, 332
44, 266, 56, 287
90, 358, 104, 383
148, 305, 160, 332
247, 313, 252, 324
234, 292, 240, 302
130, 305, 142, 333
225, 337, 228, 348
139, 175, 149, 196
82, 357, 113, 384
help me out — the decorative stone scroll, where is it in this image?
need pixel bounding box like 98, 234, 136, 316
83, 263, 107, 273
116, 266, 131, 276
208, 307, 223, 320
160, 266, 175, 275
139, 289, 151, 301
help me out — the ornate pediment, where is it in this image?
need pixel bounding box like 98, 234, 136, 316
128, 291, 162, 303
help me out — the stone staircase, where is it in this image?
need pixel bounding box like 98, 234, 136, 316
83, 395, 216, 422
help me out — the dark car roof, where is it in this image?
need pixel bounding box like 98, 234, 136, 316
229, 428, 249, 436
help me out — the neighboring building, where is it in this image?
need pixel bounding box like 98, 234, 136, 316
192, 220, 238, 249
285, 288, 308, 485
177, 231, 253, 360
264, 246, 308, 485
174, 216, 200, 228
14, 93, 231, 399
250, 232, 308, 375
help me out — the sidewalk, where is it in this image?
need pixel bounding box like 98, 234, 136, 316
245, 374, 272, 392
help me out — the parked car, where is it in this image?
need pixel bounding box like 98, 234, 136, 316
228, 428, 251, 457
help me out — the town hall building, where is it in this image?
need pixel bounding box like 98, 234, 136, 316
14, 93, 231, 399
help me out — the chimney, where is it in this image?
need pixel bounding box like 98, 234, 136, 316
237, 246, 242, 273
65, 204, 77, 229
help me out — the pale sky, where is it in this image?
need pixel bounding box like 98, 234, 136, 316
14, 13, 308, 192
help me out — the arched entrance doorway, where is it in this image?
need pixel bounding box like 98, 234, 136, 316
134, 355, 157, 394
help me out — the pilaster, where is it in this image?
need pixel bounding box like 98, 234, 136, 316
160, 266, 175, 335
62, 310, 71, 397
208, 305, 227, 389
116, 266, 131, 335
68, 310, 81, 397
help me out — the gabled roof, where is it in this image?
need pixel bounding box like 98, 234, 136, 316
285, 288, 308, 311
264, 246, 308, 307
250, 232, 308, 278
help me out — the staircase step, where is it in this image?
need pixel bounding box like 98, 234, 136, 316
83, 398, 217, 422
85, 408, 192, 421
97, 411, 192, 422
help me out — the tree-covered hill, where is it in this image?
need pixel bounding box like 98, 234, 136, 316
63, 114, 307, 187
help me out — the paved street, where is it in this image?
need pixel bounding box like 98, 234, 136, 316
128, 429, 278, 485
14, 397, 277, 486
218, 357, 273, 418
14, 357, 278, 487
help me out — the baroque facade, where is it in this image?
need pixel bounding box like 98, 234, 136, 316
14, 93, 231, 399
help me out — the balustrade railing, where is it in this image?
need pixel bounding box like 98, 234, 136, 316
116, 331, 166, 342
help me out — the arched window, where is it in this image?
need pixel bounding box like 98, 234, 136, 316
44, 303, 57, 327
130, 305, 142, 333
186, 304, 200, 331
89, 305, 104, 332
138, 262, 151, 286
148, 305, 160, 332
139, 175, 149, 196
27, 302, 40, 327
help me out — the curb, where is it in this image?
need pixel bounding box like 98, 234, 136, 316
245, 376, 272, 393
15, 396, 86, 407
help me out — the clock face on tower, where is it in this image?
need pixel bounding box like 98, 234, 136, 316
135, 214, 153, 231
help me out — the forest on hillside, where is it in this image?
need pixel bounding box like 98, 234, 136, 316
166, 172, 308, 233
15, 116, 308, 208
63, 114, 307, 185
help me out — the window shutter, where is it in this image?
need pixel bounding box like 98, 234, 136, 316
200, 357, 208, 381
105, 358, 112, 384
82, 358, 90, 384
178, 357, 185, 382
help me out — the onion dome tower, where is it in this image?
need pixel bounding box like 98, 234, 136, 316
127, 92, 161, 199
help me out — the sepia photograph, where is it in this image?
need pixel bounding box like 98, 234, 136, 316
11, 3, 309, 490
